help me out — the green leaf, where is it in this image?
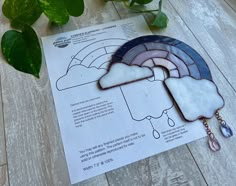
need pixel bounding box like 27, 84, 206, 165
152, 11, 168, 28
2, 0, 42, 27
134, 0, 153, 5
129, 0, 152, 6
1, 26, 42, 78
129, 0, 136, 6
37, 0, 69, 25
64, 0, 84, 17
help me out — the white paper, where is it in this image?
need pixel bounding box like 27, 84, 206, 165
42, 16, 206, 184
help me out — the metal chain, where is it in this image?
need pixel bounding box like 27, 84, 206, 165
202, 119, 213, 136
215, 110, 226, 126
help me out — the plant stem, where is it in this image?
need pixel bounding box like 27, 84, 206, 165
131, 8, 159, 13
123, 1, 159, 13
159, 0, 163, 11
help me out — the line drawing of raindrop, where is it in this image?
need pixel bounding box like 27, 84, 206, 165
164, 110, 175, 127
119, 67, 176, 139
148, 117, 160, 139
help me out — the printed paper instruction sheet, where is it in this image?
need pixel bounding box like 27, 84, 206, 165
42, 16, 206, 184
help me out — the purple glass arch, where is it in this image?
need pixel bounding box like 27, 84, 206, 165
111, 35, 212, 81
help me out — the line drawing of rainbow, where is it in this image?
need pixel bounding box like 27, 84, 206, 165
56, 38, 127, 91
68, 38, 128, 71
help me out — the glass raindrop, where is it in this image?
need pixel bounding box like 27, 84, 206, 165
208, 136, 221, 152
220, 123, 233, 138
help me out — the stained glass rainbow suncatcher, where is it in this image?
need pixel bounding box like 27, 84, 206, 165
99, 35, 233, 152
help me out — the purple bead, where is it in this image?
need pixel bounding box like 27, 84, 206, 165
208, 137, 221, 152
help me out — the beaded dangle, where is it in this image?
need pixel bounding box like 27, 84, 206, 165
215, 110, 233, 138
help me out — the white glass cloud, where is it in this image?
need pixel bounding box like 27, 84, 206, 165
165, 76, 224, 121
99, 63, 153, 89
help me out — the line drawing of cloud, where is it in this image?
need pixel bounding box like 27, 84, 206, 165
164, 76, 224, 121
99, 63, 154, 89
56, 65, 106, 91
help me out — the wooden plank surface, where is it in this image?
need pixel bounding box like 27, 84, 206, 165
225, 0, 236, 11
77, 175, 108, 186
106, 147, 206, 186
0, 76, 6, 166
0, 0, 7, 166
0, 0, 236, 185
0, 165, 8, 186
165, 0, 236, 185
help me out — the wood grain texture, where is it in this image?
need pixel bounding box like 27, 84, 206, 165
0, 0, 7, 167
113, 0, 236, 185
0, 165, 8, 186
225, 0, 236, 12
106, 147, 206, 186
0, 0, 236, 185
162, 0, 236, 185
0, 77, 6, 166
164, 0, 236, 185
75, 175, 108, 186
0, 0, 118, 185
165, 1, 236, 185
169, 0, 236, 90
